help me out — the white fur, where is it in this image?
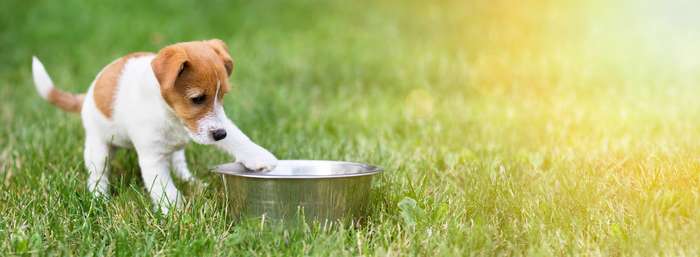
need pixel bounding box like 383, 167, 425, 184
32, 56, 278, 214
32, 56, 54, 99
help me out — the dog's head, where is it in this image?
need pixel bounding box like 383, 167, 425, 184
151, 39, 234, 144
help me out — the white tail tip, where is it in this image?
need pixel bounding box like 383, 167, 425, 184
32, 56, 54, 99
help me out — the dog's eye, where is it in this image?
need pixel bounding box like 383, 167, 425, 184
191, 95, 206, 105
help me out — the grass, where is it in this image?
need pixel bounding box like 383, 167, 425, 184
3, 0, 700, 255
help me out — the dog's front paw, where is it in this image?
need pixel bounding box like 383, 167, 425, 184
154, 193, 184, 215
237, 145, 278, 171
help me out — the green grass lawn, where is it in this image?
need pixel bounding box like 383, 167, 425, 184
3, 0, 700, 256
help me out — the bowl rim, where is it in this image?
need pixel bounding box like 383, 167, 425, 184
210, 160, 384, 179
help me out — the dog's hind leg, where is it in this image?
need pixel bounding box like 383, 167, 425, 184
171, 149, 195, 182
84, 135, 111, 197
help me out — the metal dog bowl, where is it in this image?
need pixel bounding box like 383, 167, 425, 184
213, 160, 383, 223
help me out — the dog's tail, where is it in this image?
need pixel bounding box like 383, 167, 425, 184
32, 56, 85, 113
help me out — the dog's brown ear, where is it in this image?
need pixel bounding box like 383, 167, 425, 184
151, 45, 188, 90
206, 39, 234, 76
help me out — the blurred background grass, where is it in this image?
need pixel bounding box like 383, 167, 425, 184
3, 0, 700, 255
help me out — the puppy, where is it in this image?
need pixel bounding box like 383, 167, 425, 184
31, 39, 278, 213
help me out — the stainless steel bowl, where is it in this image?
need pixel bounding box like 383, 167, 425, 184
212, 160, 383, 223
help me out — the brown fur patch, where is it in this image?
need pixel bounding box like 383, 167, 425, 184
93, 52, 154, 118
151, 40, 232, 132
47, 90, 85, 113
206, 39, 234, 76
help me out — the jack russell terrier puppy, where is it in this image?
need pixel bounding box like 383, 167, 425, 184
31, 39, 278, 213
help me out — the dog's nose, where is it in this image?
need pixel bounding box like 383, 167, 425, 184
211, 129, 227, 141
